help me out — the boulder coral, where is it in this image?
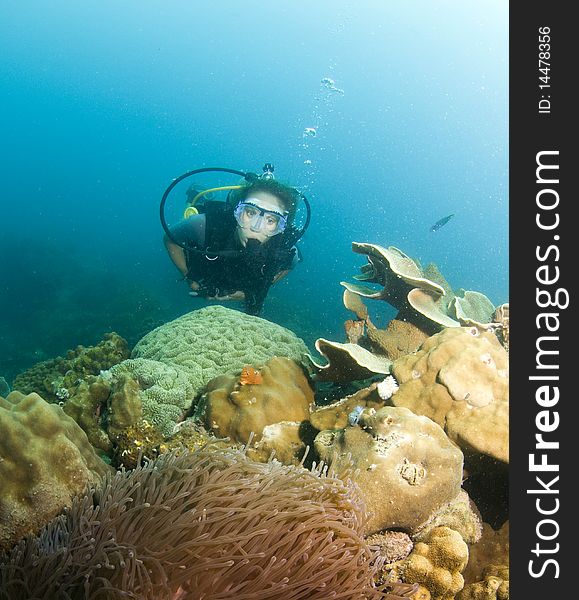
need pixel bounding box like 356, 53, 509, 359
198, 357, 314, 452
391, 327, 509, 464
314, 406, 464, 535
399, 526, 469, 600
0, 391, 111, 552
131, 306, 310, 396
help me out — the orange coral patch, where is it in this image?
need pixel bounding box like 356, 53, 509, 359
239, 366, 263, 386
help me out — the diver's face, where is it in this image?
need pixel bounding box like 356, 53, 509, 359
236, 191, 286, 245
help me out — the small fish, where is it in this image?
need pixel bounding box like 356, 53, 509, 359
239, 366, 263, 386
430, 214, 454, 232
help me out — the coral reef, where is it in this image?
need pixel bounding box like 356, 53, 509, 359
415, 490, 483, 546
112, 419, 229, 470
63, 376, 115, 453
11, 332, 130, 403
457, 565, 509, 600
198, 357, 314, 451
0, 447, 417, 600
451, 291, 497, 328
345, 318, 366, 343
367, 530, 414, 565
341, 244, 455, 332
107, 358, 196, 436
366, 318, 430, 360
462, 522, 509, 586
309, 381, 387, 431
314, 406, 464, 535
131, 306, 310, 395
0, 391, 111, 553
391, 327, 509, 464
491, 304, 509, 352
307, 338, 392, 383
396, 527, 470, 600
304, 243, 504, 388
63, 357, 197, 457
341, 243, 498, 338
345, 243, 448, 305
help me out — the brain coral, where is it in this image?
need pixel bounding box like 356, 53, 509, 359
0, 391, 111, 552
106, 358, 197, 437
391, 327, 509, 463
131, 306, 310, 396
314, 406, 464, 535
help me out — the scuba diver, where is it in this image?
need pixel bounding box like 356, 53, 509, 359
161, 164, 311, 316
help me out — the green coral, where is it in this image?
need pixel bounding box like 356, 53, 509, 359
131, 306, 310, 395
107, 358, 196, 436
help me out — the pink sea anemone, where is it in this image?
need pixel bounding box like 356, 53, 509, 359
0, 446, 416, 600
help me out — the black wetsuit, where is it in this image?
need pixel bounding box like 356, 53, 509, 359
169, 201, 298, 315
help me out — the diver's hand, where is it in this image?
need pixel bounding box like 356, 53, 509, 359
208, 291, 245, 301
188, 280, 201, 296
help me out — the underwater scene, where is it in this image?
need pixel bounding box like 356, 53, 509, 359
0, 2, 508, 599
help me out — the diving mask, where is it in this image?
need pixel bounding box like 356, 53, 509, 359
234, 199, 288, 236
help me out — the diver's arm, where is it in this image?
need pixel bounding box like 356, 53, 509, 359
164, 235, 188, 277
164, 215, 206, 290
164, 236, 201, 290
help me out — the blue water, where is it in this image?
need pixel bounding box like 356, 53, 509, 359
0, 1, 508, 382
